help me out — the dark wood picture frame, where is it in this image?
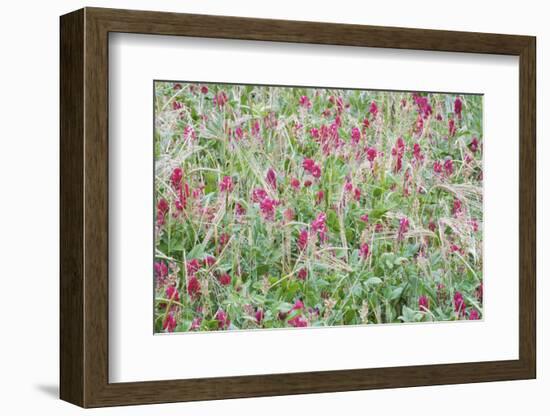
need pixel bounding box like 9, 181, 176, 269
60, 7, 536, 408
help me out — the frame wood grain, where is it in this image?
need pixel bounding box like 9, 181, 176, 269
60, 7, 536, 408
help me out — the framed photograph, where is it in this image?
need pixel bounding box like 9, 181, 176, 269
60, 7, 536, 407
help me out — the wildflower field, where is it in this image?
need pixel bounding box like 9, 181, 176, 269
154, 81, 483, 333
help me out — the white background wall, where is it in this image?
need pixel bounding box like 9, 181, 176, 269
0, 0, 546, 414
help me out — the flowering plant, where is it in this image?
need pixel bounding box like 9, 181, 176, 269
154, 82, 483, 332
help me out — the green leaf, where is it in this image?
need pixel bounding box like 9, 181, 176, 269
204, 171, 218, 194
326, 209, 340, 233
187, 244, 205, 259
365, 277, 383, 285
370, 208, 388, 220
390, 287, 404, 300
351, 284, 363, 297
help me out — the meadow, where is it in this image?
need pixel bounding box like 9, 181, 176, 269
154, 81, 483, 333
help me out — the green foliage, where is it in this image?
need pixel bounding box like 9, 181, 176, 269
153, 82, 484, 333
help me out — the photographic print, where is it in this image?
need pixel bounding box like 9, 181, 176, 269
154, 81, 483, 333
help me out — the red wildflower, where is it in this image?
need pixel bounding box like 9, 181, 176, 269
312, 212, 327, 237
310, 127, 320, 138
330, 95, 346, 114
298, 229, 309, 251
469, 309, 480, 320
311, 190, 322, 206
413, 94, 433, 119
433, 161, 443, 174
450, 244, 460, 253
187, 276, 201, 299
418, 295, 429, 311
157, 198, 169, 215
252, 120, 261, 137
414, 115, 424, 136
251, 188, 268, 203
392, 137, 406, 173
351, 127, 361, 145
190, 316, 202, 330
320, 122, 341, 155
469, 137, 479, 153
255, 309, 264, 324
428, 220, 436, 232
396, 137, 406, 155
165, 285, 180, 302
359, 243, 370, 259
162, 312, 177, 332
214, 91, 228, 108
353, 187, 361, 202
398, 217, 409, 240
259, 197, 279, 220
290, 178, 300, 190
452, 199, 462, 217
219, 176, 234, 193
186, 259, 201, 276
218, 273, 231, 286
154, 261, 168, 282
171, 167, 183, 190
360, 213, 369, 223
444, 159, 454, 176
304, 159, 322, 178
203, 256, 216, 267
287, 300, 307, 327
299, 95, 312, 108
218, 233, 230, 249
448, 118, 456, 136
266, 168, 277, 189
156, 198, 169, 226
369, 101, 379, 117
454, 97, 463, 119
302, 158, 315, 171
311, 165, 321, 178
297, 268, 308, 280
175, 183, 190, 211
234, 126, 244, 141
214, 309, 230, 329
192, 185, 203, 199
304, 180, 313, 187
183, 125, 196, 141
453, 291, 466, 316
366, 147, 377, 162
235, 203, 246, 216
288, 315, 308, 327
201, 85, 209, 94
344, 180, 353, 192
